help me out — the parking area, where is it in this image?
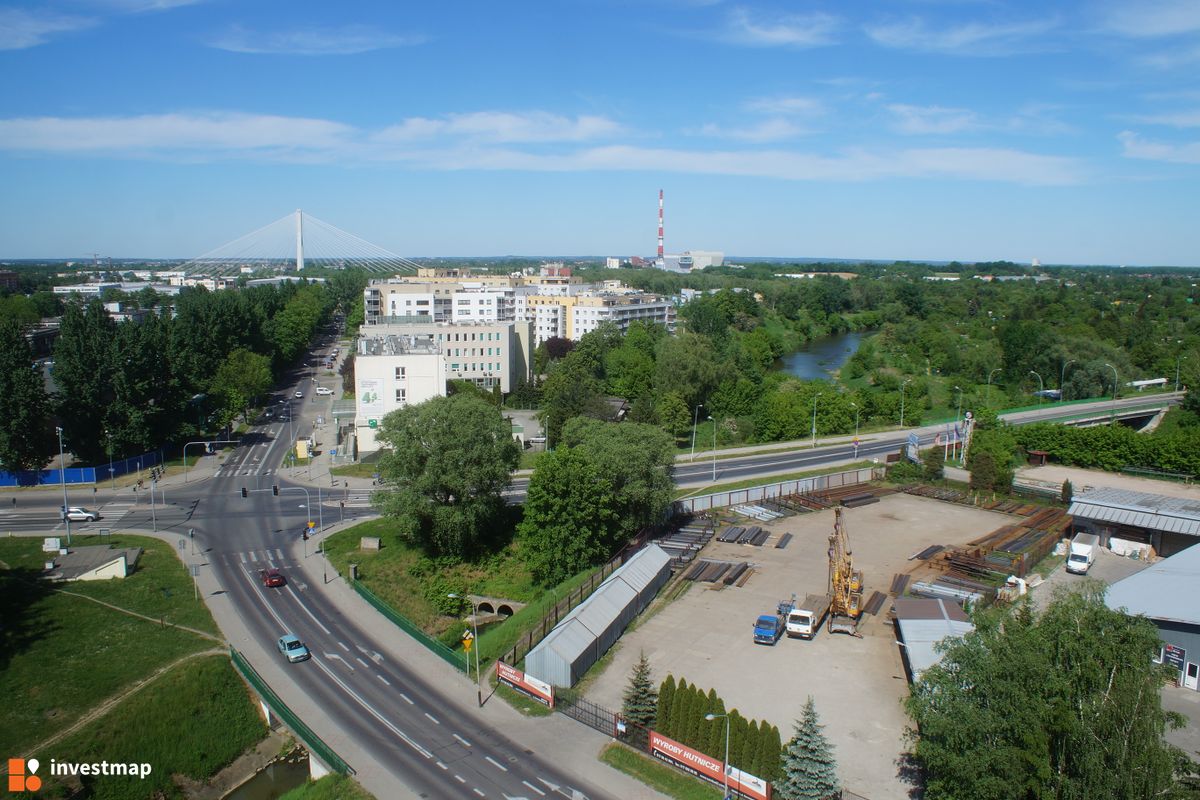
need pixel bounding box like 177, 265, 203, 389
584, 493, 1020, 800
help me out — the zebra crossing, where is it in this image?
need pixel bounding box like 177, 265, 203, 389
237, 547, 287, 564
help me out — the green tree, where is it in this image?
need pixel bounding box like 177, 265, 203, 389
559, 418, 675, 539
374, 394, 519, 559
922, 445, 946, 482
668, 679, 690, 741
211, 348, 274, 423
621, 651, 658, 733
0, 319, 50, 471
517, 447, 618, 585
656, 675, 676, 736
777, 697, 839, 800
539, 356, 605, 447
907, 590, 1186, 800
653, 333, 720, 409
657, 391, 691, 441
52, 300, 116, 463
1061, 478, 1073, 504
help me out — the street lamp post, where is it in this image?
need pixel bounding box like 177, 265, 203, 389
708, 415, 716, 483
1104, 363, 1119, 420
705, 712, 731, 800
55, 426, 71, 546
952, 386, 963, 461
1029, 370, 1044, 403
1060, 359, 1076, 401
986, 368, 1002, 406
448, 593, 482, 707
689, 404, 703, 461
850, 402, 860, 458
811, 392, 822, 449
1177, 355, 1187, 392
899, 379, 912, 428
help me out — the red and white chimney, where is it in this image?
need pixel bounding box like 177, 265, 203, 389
657, 189, 664, 259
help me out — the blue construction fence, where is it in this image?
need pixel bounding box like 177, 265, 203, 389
0, 450, 162, 487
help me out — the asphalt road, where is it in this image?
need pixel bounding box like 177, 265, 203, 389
2, 368, 1178, 798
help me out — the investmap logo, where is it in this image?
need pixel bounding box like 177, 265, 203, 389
7, 757, 152, 793
7, 759, 41, 793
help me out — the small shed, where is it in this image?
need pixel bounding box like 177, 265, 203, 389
892, 597, 975, 682
525, 544, 672, 688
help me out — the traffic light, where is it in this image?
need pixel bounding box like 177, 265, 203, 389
240, 487, 247, 498
272, 485, 279, 496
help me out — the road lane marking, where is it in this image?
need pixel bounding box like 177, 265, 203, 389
239, 553, 247, 563
484, 755, 507, 772
377, 674, 391, 686
453, 733, 471, 747
324, 653, 354, 671
275, 548, 284, 559
454, 774, 466, 784
248, 551, 258, 562
356, 657, 369, 668
472, 789, 484, 797
337, 641, 349, 652
436, 761, 447, 770
522, 780, 546, 796
424, 712, 439, 724
399, 693, 414, 704
284, 585, 331, 635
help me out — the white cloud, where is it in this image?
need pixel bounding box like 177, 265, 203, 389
0, 8, 96, 50
744, 96, 825, 116
1118, 131, 1200, 164
0, 109, 1084, 185
887, 104, 979, 134
722, 7, 839, 47
208, 24, 425, 55
0, 112, 352, 154
698, 118, 808, 142
1131, 109, 1200, 127
375, 111, 622, 144
865, 16, 1057, 55
1100, 0, 1200, 37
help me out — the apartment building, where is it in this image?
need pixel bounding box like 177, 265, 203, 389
354, 333, 446, 454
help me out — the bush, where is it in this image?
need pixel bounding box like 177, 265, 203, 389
887, 460, 923, 482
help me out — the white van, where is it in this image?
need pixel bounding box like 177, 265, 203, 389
1066, 533, 1100, 575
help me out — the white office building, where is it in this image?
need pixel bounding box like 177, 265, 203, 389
354, 334, 446, 454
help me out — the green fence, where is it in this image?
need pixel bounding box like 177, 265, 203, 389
229, 647, 354, 775
350, 577, 466, 673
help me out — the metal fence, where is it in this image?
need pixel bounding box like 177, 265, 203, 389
0, 449, 162, 487
350, 576, 465, 673
673, 465, 884, 514
556, 692, 620, 738
229, 647, 354, 775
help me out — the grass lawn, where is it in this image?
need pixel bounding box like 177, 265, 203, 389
322, 520, 609, 664
600, 742, 723, 800
279, 775, 376, 800
43, 654, 267, 800
330, 463, 379, 479
0, 534, 222, 755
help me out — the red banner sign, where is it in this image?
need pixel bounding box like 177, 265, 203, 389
649, 731, 770, 800
495, 662, 554, 708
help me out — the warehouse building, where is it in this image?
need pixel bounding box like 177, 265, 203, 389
1067, 487, 1200, 559
1106, 544, 1200, 692
525, 545, 672, 688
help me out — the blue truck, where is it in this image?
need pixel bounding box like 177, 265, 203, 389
753, 598, 794, 645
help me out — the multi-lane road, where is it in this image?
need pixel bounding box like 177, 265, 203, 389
4, 362, 1179, 798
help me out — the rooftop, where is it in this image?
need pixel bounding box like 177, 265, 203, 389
893, 597, 975, 681
1105, 543, 1200, 626
44, 545, 142, 582
1068, 487, 1200, 538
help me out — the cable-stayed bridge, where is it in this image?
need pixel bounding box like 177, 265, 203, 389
180, 210, 422, 276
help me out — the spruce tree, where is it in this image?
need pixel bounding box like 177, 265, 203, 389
621, 651, 658, 730
777, 697, 838, 800
657, 675, 676, 735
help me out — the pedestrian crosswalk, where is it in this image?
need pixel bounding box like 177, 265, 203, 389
213, 465, 275, 479
238, 548, 286, 564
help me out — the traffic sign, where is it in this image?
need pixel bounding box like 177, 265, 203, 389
307, 520, 316, 529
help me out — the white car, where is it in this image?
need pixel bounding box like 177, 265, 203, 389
293, 390, 303, 398
62, 506, 100, 522
315, 387, 334, 396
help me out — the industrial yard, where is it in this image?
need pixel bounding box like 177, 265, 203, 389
583, 492, 1026, 800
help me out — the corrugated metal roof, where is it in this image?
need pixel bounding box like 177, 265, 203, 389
1068, 487, 1200, 537
894, 598, 974, 680
525, 544, 672, 687
1105, 543, 1200, 626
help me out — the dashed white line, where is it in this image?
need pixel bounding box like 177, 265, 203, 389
399, 693, 414, 705
424, 712, 440, 725
452, 733, 471, 747
376, 674, 391, 686
484, 755, 508, 772
248, 551, 258, 562
239, 553, 247, 564
472, 789, 485, 797
275, 548, 284, 559
454, 774, 466, 784
355, 657, 369, 668
337, 641, 349, 652
522, 780, 546, 796
436, 761, 448, 771
284, 585, 331, 635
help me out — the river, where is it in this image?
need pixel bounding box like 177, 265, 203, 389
775, 330, 867, 381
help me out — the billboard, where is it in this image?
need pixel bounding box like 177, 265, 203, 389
495, 662, 554, 708
906, 432, 920, 462
357, 378, 384, 418
649, 731, 770, 800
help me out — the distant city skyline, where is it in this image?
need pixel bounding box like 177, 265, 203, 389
1, 1, 1199, 265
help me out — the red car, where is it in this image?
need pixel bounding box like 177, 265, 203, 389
260, 568, 286, 588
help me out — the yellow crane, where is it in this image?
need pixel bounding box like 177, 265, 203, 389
827, 507, 864, 637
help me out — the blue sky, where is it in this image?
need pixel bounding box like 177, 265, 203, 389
1, 1, 1199, 265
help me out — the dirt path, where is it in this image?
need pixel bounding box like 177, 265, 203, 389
14, 648, 227, 760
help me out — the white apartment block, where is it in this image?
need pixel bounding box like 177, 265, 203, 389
354, 334, 446, 454
570, 293, 676, 339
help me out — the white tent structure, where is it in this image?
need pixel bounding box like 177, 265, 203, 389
525, 544, 672, 688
